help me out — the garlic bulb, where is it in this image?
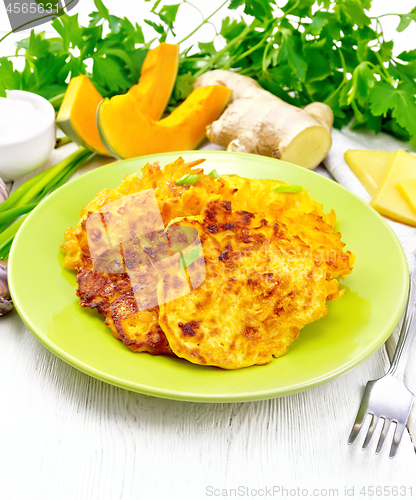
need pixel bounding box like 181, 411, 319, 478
0, 263, 12, 316
0, 178, 7, 205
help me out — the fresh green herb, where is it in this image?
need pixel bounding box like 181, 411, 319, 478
0, 204, 37, 227
0, 170, 47, 214
0, 147, 94, 249
207, 169, 220, 179
274, 185, 303, 193
176, 174, 202, 186
166, 72, 196, 113
2, 0, 416, 144
49, 93, 66, 111
55, 136, 72, 149
179, 244, 202, 271
11, 148, 90, 210
0, 239, 12, 260
0, 215, 29, 255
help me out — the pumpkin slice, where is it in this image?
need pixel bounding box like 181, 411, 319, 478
128, 42, 179, 120
97, 85, 233, 159
56, 43, 179, 156
57, 75, 110, 156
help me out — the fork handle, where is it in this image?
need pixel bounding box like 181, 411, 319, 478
388, 270, 416, 380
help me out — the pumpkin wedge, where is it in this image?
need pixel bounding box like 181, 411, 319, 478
128, 42, 179, 120
97, 85, 233, 159
56, 75, 110, 156
56, 43, 179, 156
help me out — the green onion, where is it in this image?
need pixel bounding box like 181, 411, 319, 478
0, 240, 12, 260
55, 136, 72, 149
274, 185, 303, 193
0, 169, 48, 213
207, 169, 219, 180
13, 147, 90, 210
51, 154, 92, 192
37, 150, 93, 200
48, 93, 65, 111
0, 204, 37, 232
0, 147, 94, 254
36, 161, 75, 200
176, 174, 201, 186
179, 244, 202, 271
0, 214, 29, 255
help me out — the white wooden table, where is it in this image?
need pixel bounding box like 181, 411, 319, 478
1, 142, 416, 500
2, 1, 416, 498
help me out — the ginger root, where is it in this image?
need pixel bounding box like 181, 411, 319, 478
194, 70, 334, 170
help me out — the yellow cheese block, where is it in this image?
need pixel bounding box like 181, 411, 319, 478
370, 150, 416, 226
397, 178, 416, 216
344, 150, 395, 196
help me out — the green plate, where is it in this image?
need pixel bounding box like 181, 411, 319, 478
8, 151, 409, 402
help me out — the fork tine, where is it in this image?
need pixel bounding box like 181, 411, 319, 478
375, 418, 390, 454
348, 404, 368, 445
389, 422, 406, 459
362, 414, 379, 449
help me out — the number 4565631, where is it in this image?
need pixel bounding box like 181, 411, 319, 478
5, 3, 56, 14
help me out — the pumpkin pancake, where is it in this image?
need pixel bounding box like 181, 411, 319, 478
62, 157, 354, 364
158, 200, 354, 369
75, 216, 172, 355
62, 157, 234, 354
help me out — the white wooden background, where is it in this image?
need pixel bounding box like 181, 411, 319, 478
1, 2, 416, 499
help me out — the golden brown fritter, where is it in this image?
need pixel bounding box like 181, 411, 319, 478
75, 217, 172, 355
77, 263, 171, 355
62, 156, 355, 365
158, 200, 354, 369
62, 157, 235, 355
62, 157, 235, 270
223, 175, 332, 220
222, 174, 354, 284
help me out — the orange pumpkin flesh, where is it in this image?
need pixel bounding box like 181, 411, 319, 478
56, 43, 179, 156
56, 75, 110, 156
128, 43, 179, 120
97, 85, 233, 159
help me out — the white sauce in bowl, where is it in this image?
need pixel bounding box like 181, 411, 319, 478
0, 97, 48, 145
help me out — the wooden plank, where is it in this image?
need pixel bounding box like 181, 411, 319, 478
1, 3, 416, 496
0, 310, 415, 500
3, 145, 415, 498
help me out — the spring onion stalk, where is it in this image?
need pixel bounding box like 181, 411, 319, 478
48, 93, 65, 110
36, 159, 75, 199
38, 153, 93, 200
36, 168, 71, 201
55, 136, 72, 149
0, 170, 48, 213
36, 150, 93, 200
0, 214, 28, 255
53, 164, 83, 190
0, 146, 95, 316
0, 204, 37, 232
208, 169, 220, 180
176, 174, 202, 186
0, 241, 12, 261
13, 147, 89, 210
52, 153, 95, 191
0, 147, 93, 259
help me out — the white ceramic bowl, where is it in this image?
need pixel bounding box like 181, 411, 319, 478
0, 90, 56, 182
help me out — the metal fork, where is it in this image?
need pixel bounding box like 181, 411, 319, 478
348, 270, 416, 458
